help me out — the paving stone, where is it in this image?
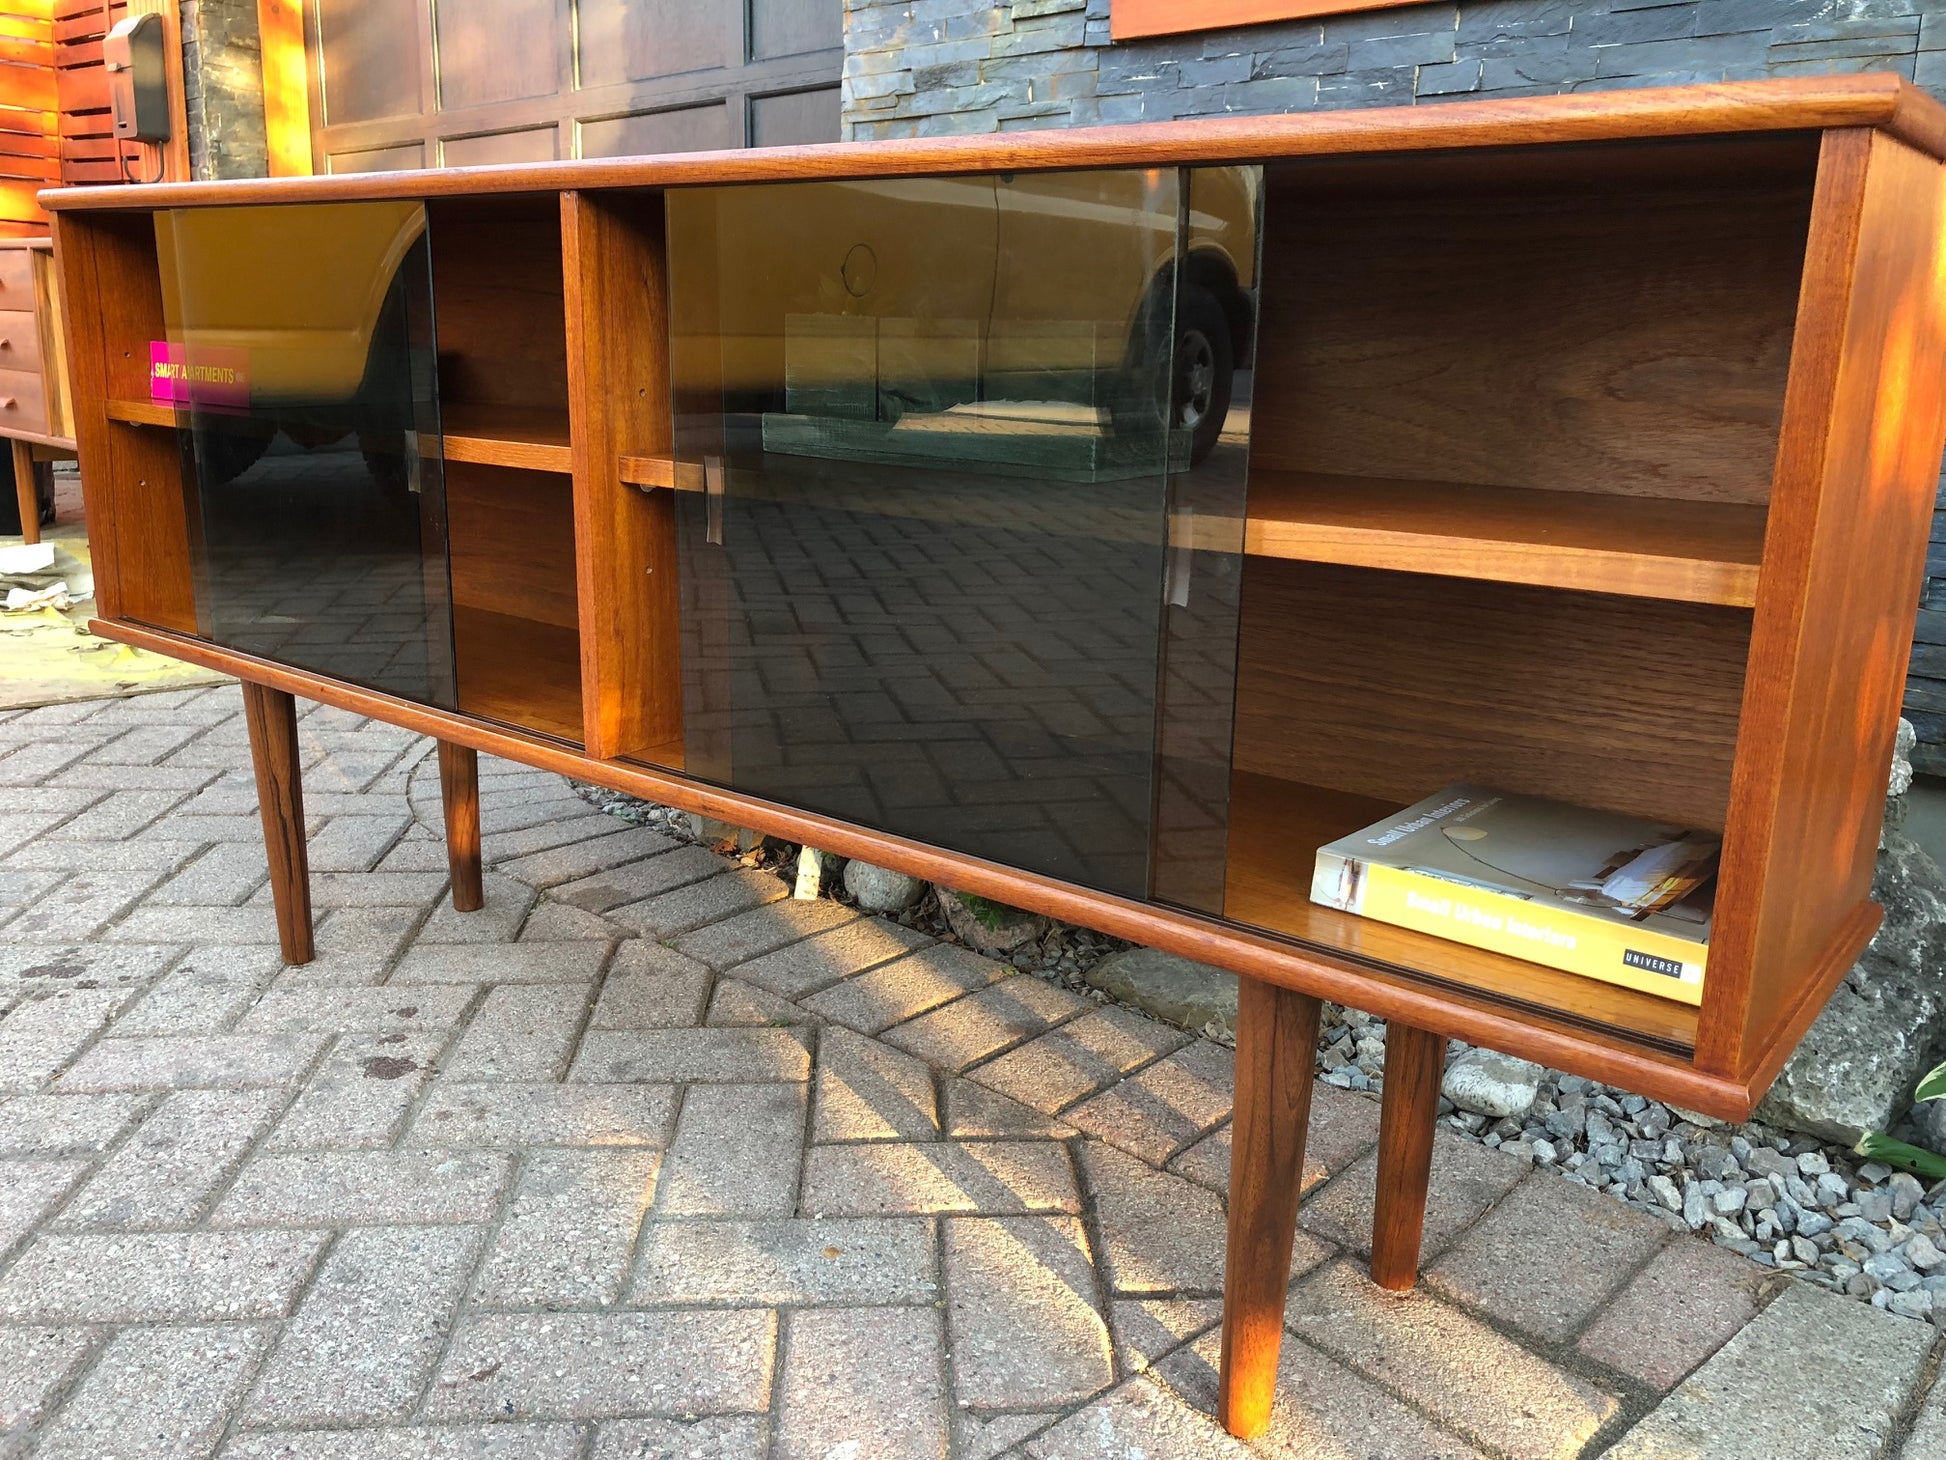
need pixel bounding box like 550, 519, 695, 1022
440, 984, 590, 1081
32, 1323, 275, 1460
1575, 1235, 1778, 1393
946, 1216, 1112, 1408
882, 977, 1091, 1072
1081, 1140, 1331, 1297
42, 789, 192, 843
801, 942, 1014, 1034
475, 1149, 660, 1308
1026, 1373, 1252, 1460
1301, 1127, 1528, 1261
304, 814, 411, 873
412, 874, 539, 945
654, 1082, 808, 1216
1107, 1298, 1224, 1375
0, 1159, 88, 1259
265, 1032, 446, 1150
1425, 1170, 1671, 1345
212, 1149, 511, 1228
570, 1027, 812, 1084
609, 869, 791, 940
732, 916, 933, 998
62, 1088, 286, 1229
0, 1324, 98, 1459
0, 1091, 149, 1154
1603, 1281, 1932, 1460
1157, 1329, 1490, 1460
588, 942, 713, 1028
482, 812, 628, 862
1287, 1260, 1619, 1460
497, 827, 683, 890
426, 1310, 776, 1421
815, 1026, 939, 1141
0, 941, 177, 989
673, 896, 860, 971
243, 1224, 485, 1425
109, 946, 284, 1037
629, 1215, 937, 1306
1057, 1035, 1233, 1162
222, 1424, 584, 1460
589, 1416, 766, 1460
299, 871, 452, 909
775, 1306, 948, 1460
239, 985, 478, 1035
57, 1032, 325, 1092
958, 1413, 1057, 1460
802, 1140, 1080, 1216
972, 1006, 1191, 1115
706, 977, 808, 1027
550, 844, 726, 914
0, 1229, 328, 1320
1905, 1373, 1946, 1459
412, 1082, 679, 1148
0, 988, 129, 1092
391, 941, 608, 985
7, 870, 165, 940
943, 1078, 1076, 1138
519, 900, 626, 943
109, 903, 285, 944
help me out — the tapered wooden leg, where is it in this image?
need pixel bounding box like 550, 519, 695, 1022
437, 740, 483, 913
1371, 1022, 1444, 1291
1218, 977, 1322, 1439
241, 681, 313, 965
11, 440, 38, 546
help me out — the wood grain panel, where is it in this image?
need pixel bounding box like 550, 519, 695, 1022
453, 603, 583, 743
1232, 557, 1749, 832
577, 0, 731, 87
563, 189, 684, 768
427, 195, 568, 420
579, 105, 735, 160
1701, 130, 1946, 1076
1251, 142, 1816, 504
444, 461, 579, 630
315, 0, 424, 127
433, 0, 560, 112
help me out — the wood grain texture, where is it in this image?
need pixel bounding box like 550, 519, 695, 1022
427, 196, 569, 422
1700, 130, 1946, 1075
41, 78, 1946, 211
1218, 977, 1321, 1439
255, 0, 310, 177
1252, 143, 1812, 504
90, 615, 1755, 1118
1371, 1022, 1443, 1291
1223, 771, 1700, 1051
1243, 471, 1765, 605
1232, 557, 1749, 832
9, 436, 36, 543
453, 604, 583, 744
562, 189, 684, 767
437, 739, 483, 912
241, 679, 312, 965
444, 461, 579, 630
104, 398, 173, 427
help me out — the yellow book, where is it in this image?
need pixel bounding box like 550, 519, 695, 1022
1311, 785, 1713, 1006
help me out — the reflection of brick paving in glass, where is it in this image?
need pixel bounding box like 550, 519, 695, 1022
678, 448, 1244, 901
192, 443, 454, 706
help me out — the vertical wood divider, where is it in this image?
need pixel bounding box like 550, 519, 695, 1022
562, 189, 684, 767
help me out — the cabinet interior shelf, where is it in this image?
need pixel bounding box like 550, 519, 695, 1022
1242, 470, 1767, 607
106, 398, 175, 428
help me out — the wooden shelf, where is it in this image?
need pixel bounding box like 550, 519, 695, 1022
1243, 470, 1766, 607
106, 398, 176, 427
1222, 769, 1702, 1053
433, 405, 572, 473
453, 605, 583, 745
618, 453, 698, 491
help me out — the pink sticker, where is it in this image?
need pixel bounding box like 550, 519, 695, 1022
149, 341, 250, 409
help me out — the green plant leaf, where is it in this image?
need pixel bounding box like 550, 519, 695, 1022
1917, 1060, 1946, 1104
1855, 1131, 1946, 1182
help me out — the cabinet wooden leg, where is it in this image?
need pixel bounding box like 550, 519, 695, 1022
437, 740, 483, 913
241, 681, 313, 965
11, 440, 38, 547
1372, 1021, 1444, 1291
1218, 977, 1321, 1439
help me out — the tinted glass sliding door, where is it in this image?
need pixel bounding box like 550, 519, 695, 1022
666, 167, 1257, 905
154, 201, 455, 705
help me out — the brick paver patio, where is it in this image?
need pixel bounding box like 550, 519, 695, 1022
0, 684, 1941, 1457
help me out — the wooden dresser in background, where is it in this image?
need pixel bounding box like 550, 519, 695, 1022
0, 237, 74, 544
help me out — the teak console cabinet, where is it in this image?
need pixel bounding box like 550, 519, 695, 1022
45, 76, 1946, 1437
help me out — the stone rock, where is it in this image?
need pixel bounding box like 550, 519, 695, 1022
1885, 717, 1916, 839
1082, 946, 1237, 1038
842, 860, 927, 914
686, 814, 766, 853
1756, 829, 1946, 1141
935, 887, 1048, 956
1440, 1047, 1542, 1119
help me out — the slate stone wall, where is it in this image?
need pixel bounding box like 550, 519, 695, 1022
179, 0, 268, 181
842, 0, 1946, 771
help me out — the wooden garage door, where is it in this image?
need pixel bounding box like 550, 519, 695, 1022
309, 0, 841, 173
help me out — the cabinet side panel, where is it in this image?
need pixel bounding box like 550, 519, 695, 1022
563, 190, 684, 767
50, 211, 196, 633
1702, 129, 1946, 1077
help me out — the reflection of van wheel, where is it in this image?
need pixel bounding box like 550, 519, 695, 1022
193, 421, 274, 489
1174, 284, 1233, 465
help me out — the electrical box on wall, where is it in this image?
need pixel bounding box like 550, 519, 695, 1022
105, 14, 169, 143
